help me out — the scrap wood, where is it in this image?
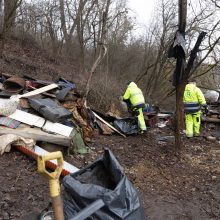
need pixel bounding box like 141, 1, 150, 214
96, 120, 114, 135
0, 125, 71, 146
16, 83, 58, 99
157, 113, 173, 118
43, 121, 73, 137
8, 109, 73, 137
208, 110, 220, 115
202, 116, 220, 123
63, 101, 94, 138
19, 98, 31, 109
9, 109, 45, 127
92, 111, 126, 138
106, 103, 122, 118
27, 84, 56, 98
15, 145, 79, 176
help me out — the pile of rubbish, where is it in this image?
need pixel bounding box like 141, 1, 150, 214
0, 73, 174, 156
0, 73, 120, 155
202, 102, 220, 142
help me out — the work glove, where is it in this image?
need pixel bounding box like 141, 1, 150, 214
202, 105, 209, 114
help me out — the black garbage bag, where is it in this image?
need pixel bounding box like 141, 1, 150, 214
63, 149, 146, 220
113, 117, 139, 135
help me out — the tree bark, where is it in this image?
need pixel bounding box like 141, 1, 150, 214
174, 0, 187, 154
0, 0, 22, 58
83, 0, 111, 102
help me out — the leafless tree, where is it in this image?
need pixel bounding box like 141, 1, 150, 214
83, 0, 111, 101
0, 0, 22, 57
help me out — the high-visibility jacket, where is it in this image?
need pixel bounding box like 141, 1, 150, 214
183, 83, 206, 113
123, 82, 145, 107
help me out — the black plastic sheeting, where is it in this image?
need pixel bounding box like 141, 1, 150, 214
63, 149, 146, 220
113, 118, 139, 135
168, 31, 186, 86
56, 77, 76, 101
29, 98, 72, 123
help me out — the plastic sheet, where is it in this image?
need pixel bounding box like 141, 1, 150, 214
113, 118, 138, 135
63, 149, 146, 220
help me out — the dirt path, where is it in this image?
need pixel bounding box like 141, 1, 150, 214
0, 126, 220, 220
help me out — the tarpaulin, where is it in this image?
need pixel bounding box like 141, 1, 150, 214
56, 77, 76, 101
168, 31, 186, 86
29, 98, 72, 123
113, 118, 139, 135
63, 149, 146, 220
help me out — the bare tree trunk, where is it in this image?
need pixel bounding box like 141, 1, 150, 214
4, 0, 17, 35
0, 0, 22, 58
174, 30, 207, 155
174, 0, 187, 155
59, 0, 72, 57
83, 0, 111, 102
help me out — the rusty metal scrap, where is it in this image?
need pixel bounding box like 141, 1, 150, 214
3, 76, 25, 93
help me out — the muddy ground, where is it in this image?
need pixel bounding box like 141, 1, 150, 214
0, 124, 220, 220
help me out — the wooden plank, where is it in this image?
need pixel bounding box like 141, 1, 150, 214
19, 83, 58, 98
0, 125, 71, 146
202, 117, 220, 123
92, 111, 126, 138
8, 110, 73, 137
43, 121, 73, 137
9, 109, 45, 127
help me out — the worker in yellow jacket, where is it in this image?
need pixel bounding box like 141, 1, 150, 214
183, 80, 208, 138
123, 81, 146, 133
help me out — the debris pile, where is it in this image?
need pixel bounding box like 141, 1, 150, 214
0, 73, 176, 158
0, 73, 120, 156
202, 103, 220, 142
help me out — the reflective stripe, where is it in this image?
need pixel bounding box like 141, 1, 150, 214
184, 102, 199, 109
185, 106, 200, 110
184, 102, 200, 113
130, 92, 142, 98
133, 101, 145, 107
185, 102, 199, 105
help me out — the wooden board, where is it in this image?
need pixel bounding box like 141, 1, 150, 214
8, 110, 73, 137
92, 111, 126, 138
19, 83, 58, 98
0, 125, 71, 146
202, 117, 220, 123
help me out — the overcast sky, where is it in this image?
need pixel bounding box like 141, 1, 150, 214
128, 0, 155, 33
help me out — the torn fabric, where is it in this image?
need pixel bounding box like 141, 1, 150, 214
0, 134, 35, 155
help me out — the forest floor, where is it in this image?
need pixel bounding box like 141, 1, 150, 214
1, 124, 220, 220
